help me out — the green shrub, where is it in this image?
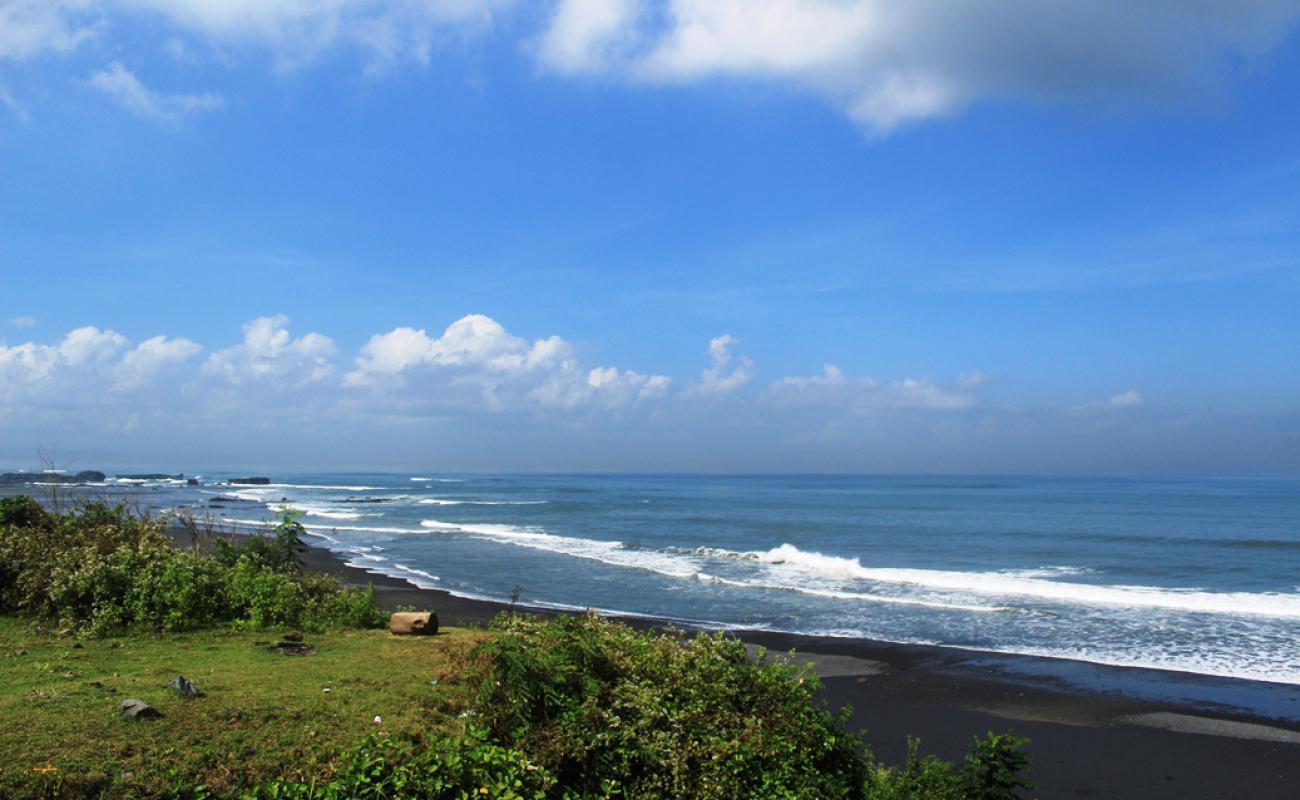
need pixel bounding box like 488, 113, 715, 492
471, 612, 870, 800
215, 508, 306, 574
0, 497, 383, 635
244, 733, 557, 800
958, 732, 1034, 800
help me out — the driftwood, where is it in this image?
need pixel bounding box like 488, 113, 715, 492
389, 611, 438, 636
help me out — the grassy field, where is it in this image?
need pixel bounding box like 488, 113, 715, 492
0, 616, 488, 797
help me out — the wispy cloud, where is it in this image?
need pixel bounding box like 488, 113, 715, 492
1072, 390, 1145, 414
87, 61, 222, 124
0, 83, 29, 121
0, 0, 98, 61
8, 316, 37, 328
765, 364, 978, 412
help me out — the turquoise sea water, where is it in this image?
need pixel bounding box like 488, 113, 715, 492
46, 473, 1300, 684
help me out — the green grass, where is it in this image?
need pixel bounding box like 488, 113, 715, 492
0, 616, 488, 797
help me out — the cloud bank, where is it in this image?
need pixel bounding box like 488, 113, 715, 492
2, 314, 1290, 473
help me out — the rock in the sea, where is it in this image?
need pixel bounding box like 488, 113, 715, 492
116, 473, 183, 480
389, 612, 438, 636
187, 478, 199, 486
167, 675, 203, 697
229, 477, 271, 485
119, 699, 161, 719
0, 469, 105, 485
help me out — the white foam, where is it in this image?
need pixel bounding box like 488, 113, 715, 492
748, 544, 1300, 620
258, 483, 380, 491
419, 519, 699, 578
695, 573, 1012, 613
411, 477, 432, 482
221, 516, 423, 537
275, 503, 370, 521
417, 498, 547, 506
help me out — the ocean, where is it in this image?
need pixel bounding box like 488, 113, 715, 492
53, 473, 1300, 685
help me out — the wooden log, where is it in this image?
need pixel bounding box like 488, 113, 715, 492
389, 611, 438, 635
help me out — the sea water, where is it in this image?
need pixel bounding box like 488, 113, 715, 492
67, 473, 1300, 684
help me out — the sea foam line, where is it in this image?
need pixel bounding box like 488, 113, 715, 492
705, 543, 1300, 620
419, 519, 699, 578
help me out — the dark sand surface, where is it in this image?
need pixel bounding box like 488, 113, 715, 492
173, 527, 1300, 799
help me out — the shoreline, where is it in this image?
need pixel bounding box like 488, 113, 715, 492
266, 529, 1300, 799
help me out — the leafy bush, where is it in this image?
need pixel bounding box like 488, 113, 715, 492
466, 613, 1032, 800
244, 733, 557, 800
471, 612, 869, 799
0, 497, 384, 635
215, 508, 306, 574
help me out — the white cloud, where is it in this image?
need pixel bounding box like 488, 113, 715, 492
346, 313, 670, 411
0, 0, 98, 61
537, 0, 644, 73
0, 83, 29, 121
8, 315, 37, 328
587, 365, 671, 406
686, 333, 754, 396
58, 325, 129, 366
0, 325, 199, 403
536, 0, 1300, 131
1108, 390, 1144, 408
1071, 389, 1145, 413
765, 364, 977, 411
955, 370, 993, 391
119, 0, 511, 71
88, 61, 222, 123
202, 315, 336, 386
113, 334, 202, 389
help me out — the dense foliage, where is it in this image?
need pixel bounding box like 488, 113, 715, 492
249, 614, 1032, 800
0, 496, 384, 634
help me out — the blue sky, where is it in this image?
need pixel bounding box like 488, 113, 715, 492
1, 1, 1298, 473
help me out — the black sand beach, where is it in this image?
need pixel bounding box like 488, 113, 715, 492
260, 529, 1300, 800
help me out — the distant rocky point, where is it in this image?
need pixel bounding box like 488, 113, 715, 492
0, 470, 106, 485
228, 477, 271, 485
117, 473, 184, 480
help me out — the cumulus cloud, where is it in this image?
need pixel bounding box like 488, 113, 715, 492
202, 315, 336, 387
536, 0, 1300, 131
346, 313, 670, 411
686, 333, 754, 396
764, 364, 977, 411
87, 61, 222, 123
0, 325, 199, 404
113, 335, 202, 389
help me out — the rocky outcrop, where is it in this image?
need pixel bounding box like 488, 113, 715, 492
117, 473, 183, 480
229, 477, 271, 485
0, 470, 105, 485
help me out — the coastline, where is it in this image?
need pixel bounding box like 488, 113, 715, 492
267, 529, 1300, 800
